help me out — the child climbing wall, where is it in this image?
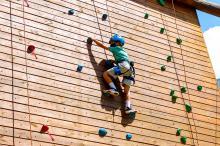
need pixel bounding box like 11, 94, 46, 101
88, 34, 136, 117
0, 0, 219, 145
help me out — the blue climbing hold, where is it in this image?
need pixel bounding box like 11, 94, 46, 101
126, 133, 132, 140
77, 64, 83, 72
68, 9, 74, 15
99, 128, 107, 137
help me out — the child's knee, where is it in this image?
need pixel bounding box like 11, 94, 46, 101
103, 71, 109, 77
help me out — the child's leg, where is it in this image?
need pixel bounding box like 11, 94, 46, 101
103, 69, 119, 96
124, 84, 131, 108
122, 77, 136, 115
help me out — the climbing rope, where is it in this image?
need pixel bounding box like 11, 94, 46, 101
105, 0, 114, 36
166, 0, 200, 145
91, 0, 109, 60
161, 13, 197, 146
9, 1, 15, 145
22, 0, 33, 145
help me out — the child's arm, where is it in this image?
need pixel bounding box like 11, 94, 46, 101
92, 39, 109, 50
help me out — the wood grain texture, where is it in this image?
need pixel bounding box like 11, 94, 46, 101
0, 0, 219, 145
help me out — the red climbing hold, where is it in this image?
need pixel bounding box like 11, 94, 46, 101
27, 45, 37, 59
40, 125, 49, 133
40, 125, 55, 141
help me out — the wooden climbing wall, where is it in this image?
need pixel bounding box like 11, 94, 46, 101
0, 0, 219, 145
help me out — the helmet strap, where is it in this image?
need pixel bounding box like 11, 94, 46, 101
110, 43, 117, 47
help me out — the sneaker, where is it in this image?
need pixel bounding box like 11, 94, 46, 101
103, 88, 119, 96
125, 107, 137, 115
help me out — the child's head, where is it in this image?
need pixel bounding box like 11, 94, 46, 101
109, 34, 125, 47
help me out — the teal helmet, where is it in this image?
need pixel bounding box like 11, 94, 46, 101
109, 34, 125, 46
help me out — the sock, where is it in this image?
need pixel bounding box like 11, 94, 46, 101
125, 100, 131, 108
109, 82, 116, 90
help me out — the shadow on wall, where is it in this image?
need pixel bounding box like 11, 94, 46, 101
86, 41, 135, 126
131, 0, 199, 26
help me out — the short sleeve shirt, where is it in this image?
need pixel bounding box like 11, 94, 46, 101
109, 46, 129, 63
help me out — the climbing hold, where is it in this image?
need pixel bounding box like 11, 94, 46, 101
126, 133, 132, 140
103, 92, 110, 97
102, 14, 108, 21
27, 45, 37, 59
160, 28, 165, 34
185, 103, 192, 113
181, 87, 186, 93
167, 55, 172, 62
68, 9, 74, 15
27, 45, 35, 54
40, 125, 49, 133
176, 128, 182, 136
77, 64, 83, 72
171, 95, 178, 103
128, 111, 137, 119
170, 90, 175, 96
40, 125, 54, 141
176, 38, 182, 45
197, 85, 203, 91
161, 65, 166, 71
87, 37, 93, 45
180, 136, 187, 144
144, 13, 149, 19
99, 128, 107, 137
157, 0, 166, 6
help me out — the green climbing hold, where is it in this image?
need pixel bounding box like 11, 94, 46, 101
144, 13, 149, 19
157, 0, 166, 6
170, 90, 175, 96
167, 55, 172, 62
180, 136, 187, 144
161, 65, 166, 71
68, 9, 75, 15
197, 85, 203, 91
171, 95, 178, 103
176, 128, 182, 136
181, 87, 186, 93
160, 28, 165, 34
176, 38, 182, 45
185, 103, 192, 113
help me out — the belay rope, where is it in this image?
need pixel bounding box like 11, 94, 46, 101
161, 0, 200, 145
22, 0, 33, 145
93, 0, 135, 81
171, 0, 200, 144
92, 0, 109, 60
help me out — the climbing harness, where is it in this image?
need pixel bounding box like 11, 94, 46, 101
112, 60, 136, 84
